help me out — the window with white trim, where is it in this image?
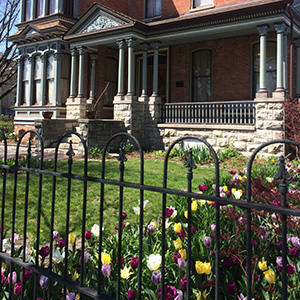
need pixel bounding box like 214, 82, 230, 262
145, 0, 161, 18
33, 55, 42, 104
46, 53, 55, 104
22, 57, 30, 105
191, 0, 213, 9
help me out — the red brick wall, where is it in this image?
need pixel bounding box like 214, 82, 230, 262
170, 34, 260, 102
14, 125, 36, 136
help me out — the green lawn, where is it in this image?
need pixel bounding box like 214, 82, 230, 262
0, 157, 225, 243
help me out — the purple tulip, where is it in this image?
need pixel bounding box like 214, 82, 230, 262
291, 236, 300, 248
287, 263, 296, 274
147, 224, 155, 234
227, 281, 237, 295
179, 229, 186, 239
251, 240, 258, 249
177, 258, 185, 269
151, 270, 161, 285
39, 275, 49, 288
58, 239, 65, 248
39, 246, 50, 257
158, 285, 177, 300
66, 292, 76, 300
14, 282, 22, 296
24, 269, 31, 282
276, 241, 282, 250
101, 264, 111, 277
165, 208, 174, 218
52, 231, 59, 240
289, 247, 299, 257
204, 236, 212, 248
198, 184, 208, 192
7, 271, 17, 284
128, 289, 136, 300
83, 251, 89, 263
116, 256, 124, 266
229, 170, 237, 175
84, 231, 92, 240
211, 224, 216, 232
191, 226, 195, 234
130, 257, 139, 270
180, 277, 187, 291
122, 212, 127, 220
174, 289, 183, 300
173, 253, 181, 264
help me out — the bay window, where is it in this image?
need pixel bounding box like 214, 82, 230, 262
145, 0, 161, 19
22, 57, 30, 105
33, 55, 42, 105
46, 53, 55, 104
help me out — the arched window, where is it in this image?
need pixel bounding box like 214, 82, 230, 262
33, 55, 42, 105
145, 0, 161, 18
191, 49, 212, 102
253, 41, 276, 98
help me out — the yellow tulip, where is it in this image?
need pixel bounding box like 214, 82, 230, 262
191, 200, 198, 211
264, 269, 275, 284
195, 261, 211, 275
101, 253, 111, 265
174, 239, 182, 249
258, 260, 267, 271
184, 211, 188, 219
120, 265, 133, 279
200, 200, 206, 205
72, 271, 79, 281
69, 233, 76, 244
223, 186, 228, 192
174, 223, 182, 233
179, 248, 187, 260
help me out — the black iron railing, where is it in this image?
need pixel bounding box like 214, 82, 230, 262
160, 101, 255, 124
0, 130, 299, 300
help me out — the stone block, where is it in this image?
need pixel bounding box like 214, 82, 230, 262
264, 121, 282, 130
238, 134, 254, 142
212, 130, 223, 137
256, 121, 264, 130
233, 141, 247, 151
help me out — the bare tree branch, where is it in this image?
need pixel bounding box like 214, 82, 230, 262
0, 0, 20, 102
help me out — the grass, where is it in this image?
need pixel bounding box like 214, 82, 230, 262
0, 157, 225, 244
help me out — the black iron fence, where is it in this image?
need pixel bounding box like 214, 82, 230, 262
0, 130, 299, 300
160, 101, 255, 124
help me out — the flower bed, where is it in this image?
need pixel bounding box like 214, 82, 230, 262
1, 161, 300, 299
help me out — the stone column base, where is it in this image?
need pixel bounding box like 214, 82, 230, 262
66, 97, 87, 119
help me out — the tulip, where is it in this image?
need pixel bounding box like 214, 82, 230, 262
120, 266, 133, 279
83, 251, 89, 263
180, 277, 187, 291
58, 239, 65, 248
122, 212, 127, 220
101, 253, 111, 265
177, 258, 185, 269
198, 184, 208, 192
173, 252, 181, 264
24, 269, 31, 282
195, 261, 211, 275
69, 233, 76, 244
91, 224, 100, 237
264, 269, 275, 284
14, 282, 22, 296
191, 200, 198, 211
39, 246, 50, 258
66, 292, 75, 300
179, 249, 187, 260
179, 229, 186, 239
151, 270, 161, 285
289, 247, 299, 257
84, 231, 92, 240
174, 239, 182, 249
147, 224, 155, 234
258, 260, 267, 271
147, 254, 161, 271
226, 281, 237, 295
204, 236, 212, 248
130, 257, 139, 270
128, 289, 136, 300
174, 223, 182, 233
101, 264, 111, 277
39, 275, 49, 288
174, 289, 183, 300
52, 231, 59, 239
7, 271, 17, 285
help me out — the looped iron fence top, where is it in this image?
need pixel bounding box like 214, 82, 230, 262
0, 130, 299, 300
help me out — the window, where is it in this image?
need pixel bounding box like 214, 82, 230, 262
24, 0, 31, 20
192, 0, 213, 9
192, 50, 212, 102
22, 57, 30, 105
145, 0, 161, 18
61, 54, 70, 105
33, 55, 42, 105
36, 0, 44, 17
49, 0, 56, 14
46, 53, 55, 104
253, 41, 276, 98
63, 0, 73, 17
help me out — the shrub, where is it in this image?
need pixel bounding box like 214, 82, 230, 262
0, 114, 14, 136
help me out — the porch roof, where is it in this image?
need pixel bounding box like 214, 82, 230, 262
64, 0, 299, 49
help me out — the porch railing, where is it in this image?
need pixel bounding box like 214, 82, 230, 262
160, 101, 255, 124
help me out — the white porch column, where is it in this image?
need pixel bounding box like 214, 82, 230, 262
141, 43, 150, 97
257, 25, 269, 94
283, 28, 288, 91
40, 54, 46, 105
69, 48, 78, 98
54, 52, 63, 106
151, 41, 160, 97
77, 47, 86, 98
28, 56, 33, 106
126, 38, 136, 96
89, 54, 98, 101
116, 40, 125, 96
16, 57, 22, 106
295, 39, 300, 97
275, 23, 287, 92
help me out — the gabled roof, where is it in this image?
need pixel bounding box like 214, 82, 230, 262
67, 3, 140, 35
